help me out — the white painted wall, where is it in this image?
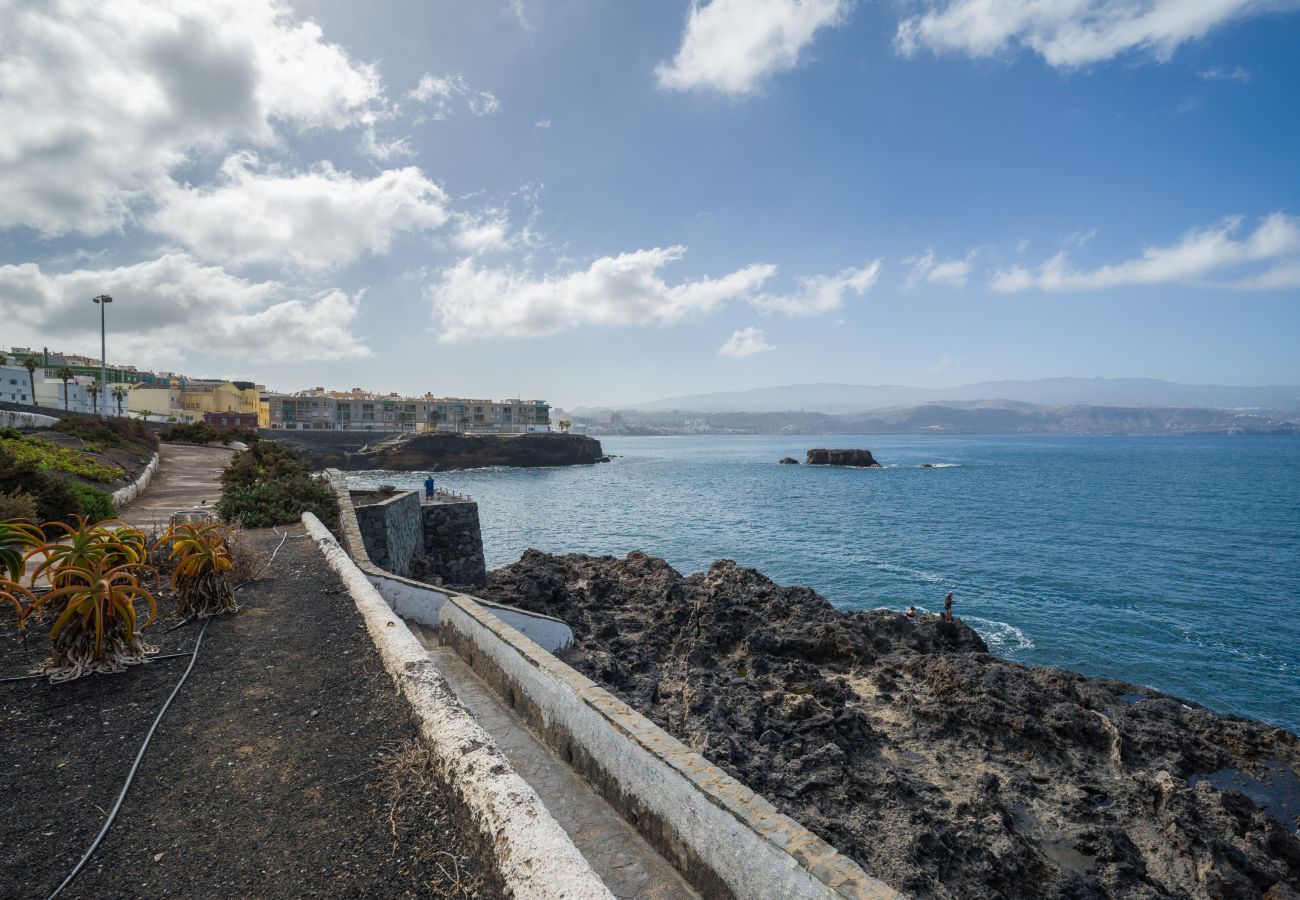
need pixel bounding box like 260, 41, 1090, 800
0, 364, 34, 405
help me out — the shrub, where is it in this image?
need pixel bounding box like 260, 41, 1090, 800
0, 489, 38, 523
0, 434, 124, 482
52, 415, 157, 451
216, 474, 338, 529
220, 440, 310, 490
0, 427, 22, 440
160, 422, 219, 444
66, 481, 118, 523
0, 448, 84, 528
158, 522, 237, 617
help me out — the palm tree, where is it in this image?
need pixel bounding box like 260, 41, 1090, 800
56, 366, 74, 410
558, 419, 572, 433
20, 355, 39, 406
111, 384, 127, 417
89, 378, 102, 415
458, 415, 470, 433
136, 409, 152, 421
428, 410, 440, 433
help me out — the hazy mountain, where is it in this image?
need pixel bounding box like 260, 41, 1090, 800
624, 378, 1300, 415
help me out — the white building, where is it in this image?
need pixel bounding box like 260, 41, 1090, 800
0, 364, 34, 405
33, 370, 96, 414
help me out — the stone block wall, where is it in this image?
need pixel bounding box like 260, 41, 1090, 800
420, 501, 487, 586
352, 490, 421, 577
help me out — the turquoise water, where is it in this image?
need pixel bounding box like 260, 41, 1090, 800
350, 434, 1300, 734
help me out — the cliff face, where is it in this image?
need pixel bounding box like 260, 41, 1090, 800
270, 431, 605, 471
472, 550, 1300, 900
806, 448, 881, 467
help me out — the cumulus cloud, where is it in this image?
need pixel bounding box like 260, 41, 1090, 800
407, 73, 500, 119
991, 213, 1300, 292
656, 0, 851, 95
0, 0, 384, 236
904, 250, 973, 289
749, 261, 881, 314
896, 0, 1279, 69
149, 153, 449, 271
426, 247, 776, 341
719, 327, 775, 358
0, 253, 371, 362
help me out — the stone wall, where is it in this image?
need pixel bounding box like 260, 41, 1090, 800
352, 490, 421, 576
420, 501, 487, 586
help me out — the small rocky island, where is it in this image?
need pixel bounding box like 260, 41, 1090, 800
806, 448, 882, 467
471, 550, 1300, 899
268, 430, 605, 471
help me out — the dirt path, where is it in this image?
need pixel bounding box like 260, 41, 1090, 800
1, 528, 504, 899
119, 443, 234, 529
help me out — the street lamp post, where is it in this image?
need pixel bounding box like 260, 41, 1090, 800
92, 294, 112, 419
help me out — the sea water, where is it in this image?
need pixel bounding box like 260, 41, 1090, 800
349, 434, 1300, 734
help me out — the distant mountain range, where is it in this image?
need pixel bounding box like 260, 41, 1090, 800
611, 378, 1300, 416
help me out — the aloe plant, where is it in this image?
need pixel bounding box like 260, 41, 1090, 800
25, 517, 150, 589
158, 522, 236, 617
0, 520, 43, 582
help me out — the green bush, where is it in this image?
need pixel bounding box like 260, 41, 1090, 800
161, 422, 261, 446
0, 427, 22, 440
216, 474, 338, 529
0, 489, 38, 522
220, 440, 310, 490
0, 448, 86, 528
66, 481, 118, 522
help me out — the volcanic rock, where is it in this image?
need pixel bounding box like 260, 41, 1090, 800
778, 457, 800, 464
473, 550, 1300, 900
806, 448, 881, 467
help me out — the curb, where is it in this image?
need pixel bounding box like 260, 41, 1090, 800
113, 452, 160, 509
301, 512, 613, 900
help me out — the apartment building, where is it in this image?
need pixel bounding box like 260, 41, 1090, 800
266, 388, 551, 433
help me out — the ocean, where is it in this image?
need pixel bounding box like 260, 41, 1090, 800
348, 434, 1300, 734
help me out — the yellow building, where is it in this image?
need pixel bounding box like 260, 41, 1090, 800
126, 385, 181, 419
179, 381, 261, 421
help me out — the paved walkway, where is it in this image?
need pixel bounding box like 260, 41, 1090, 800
408, 623, 698, 900
120, 443, 235, 529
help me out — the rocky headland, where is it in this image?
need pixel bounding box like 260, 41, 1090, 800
470, 550, 1300, 899
267, 430, 605, 471
807, 448, 882, 467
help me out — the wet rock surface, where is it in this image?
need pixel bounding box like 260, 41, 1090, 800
472, 549, 1300, 899
807, 448, 882, 467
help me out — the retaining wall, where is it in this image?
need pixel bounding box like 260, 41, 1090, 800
112, 452, 160, 509
302, 512, 612, 900
0, 409, 58, 428
421, 500, 487, 585
328, 471, 573, 652
352, 490, 421, 575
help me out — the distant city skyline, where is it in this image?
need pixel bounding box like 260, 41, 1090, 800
3, 1, 1298, 408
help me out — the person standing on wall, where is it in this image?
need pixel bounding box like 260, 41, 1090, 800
424, 475, 435, 501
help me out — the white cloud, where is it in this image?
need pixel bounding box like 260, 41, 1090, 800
0, 0, 384, 236
929, 352, 961, 374
408, 73, 500, 119
426, 247, 776, 341
149, 154, 450, 271
719, 327, 775, 358
535, 118, 553, 130
991, 213, 1300, 292
452, 210, 514, 255
509, 0, 533, 34
1200, 65, 1251, 82
749, 261, 881, 314
896, 0, 1278, 69
656, 0, 852, 95
0, 253, 371, 362
904, 250, 973, 289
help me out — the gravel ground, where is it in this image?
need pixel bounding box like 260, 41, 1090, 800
0, 526, 503, 899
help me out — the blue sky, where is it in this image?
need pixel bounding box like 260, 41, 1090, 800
2, 0, 1298, 407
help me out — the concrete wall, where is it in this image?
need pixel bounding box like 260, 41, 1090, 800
328, 471, 573, 652
438, 599, 900, 900
353, 490, 421, 576
421, 501, 487, 585
0, 409, 58, 428
302, 512, 613, 900
112, 453, 160, 509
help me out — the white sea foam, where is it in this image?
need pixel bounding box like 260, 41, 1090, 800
965, 616, 1035, 653
856, 557, 948, 585
924, 463, 961, 468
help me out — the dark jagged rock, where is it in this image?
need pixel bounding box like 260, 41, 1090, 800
807, 448, 881, 467
778, 457, 800, 464
475, 550, 1300, 900
269, 431, 604, 471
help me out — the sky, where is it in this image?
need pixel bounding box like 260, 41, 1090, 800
2, 0, 1299, 408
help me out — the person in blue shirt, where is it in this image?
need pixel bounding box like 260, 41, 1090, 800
424, 475, 435, 501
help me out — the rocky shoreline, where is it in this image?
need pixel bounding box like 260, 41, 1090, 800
468, 550, 1300, 899
267, 430, 606, 471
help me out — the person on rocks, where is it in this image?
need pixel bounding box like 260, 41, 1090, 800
942, 591, 955, 620
424, 475, 435, 501
906, 606, 919, 625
